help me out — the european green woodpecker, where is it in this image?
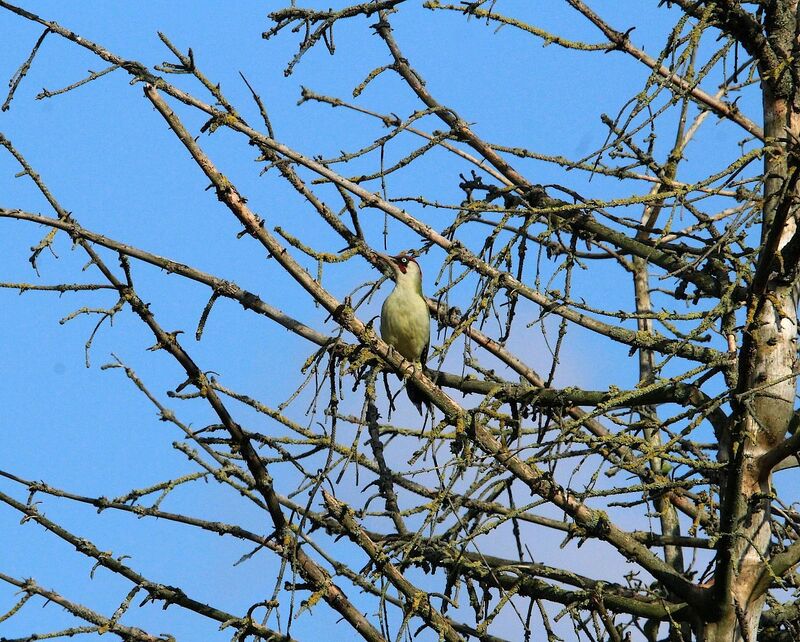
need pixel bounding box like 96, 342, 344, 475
379, 253, 431, 415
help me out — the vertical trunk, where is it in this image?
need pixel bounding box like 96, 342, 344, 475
634, 156, 687, 636
706, 29, 800, 640
634, 256, 688, 642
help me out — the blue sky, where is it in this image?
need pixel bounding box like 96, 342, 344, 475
0, 2, 777, 641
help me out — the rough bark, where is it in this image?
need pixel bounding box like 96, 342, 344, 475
707, 5, 800, 637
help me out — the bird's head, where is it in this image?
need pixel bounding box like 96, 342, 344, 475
378, 252, 423, 291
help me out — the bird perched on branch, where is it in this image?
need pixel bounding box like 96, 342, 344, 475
378, 252, 431, 415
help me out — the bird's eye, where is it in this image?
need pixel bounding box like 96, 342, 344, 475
400, 257, 408, 264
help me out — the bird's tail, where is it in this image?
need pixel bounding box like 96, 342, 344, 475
406, 377, 432, 416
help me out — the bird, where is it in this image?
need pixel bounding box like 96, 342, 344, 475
378, 252, 432, 415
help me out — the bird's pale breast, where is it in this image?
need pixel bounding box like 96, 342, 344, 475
380, 289, 430, 362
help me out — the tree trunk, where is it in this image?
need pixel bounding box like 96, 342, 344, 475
705, 43, 800, 641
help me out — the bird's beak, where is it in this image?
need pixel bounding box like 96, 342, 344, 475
375, 252, 398, 279
375, 252, 394, 270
